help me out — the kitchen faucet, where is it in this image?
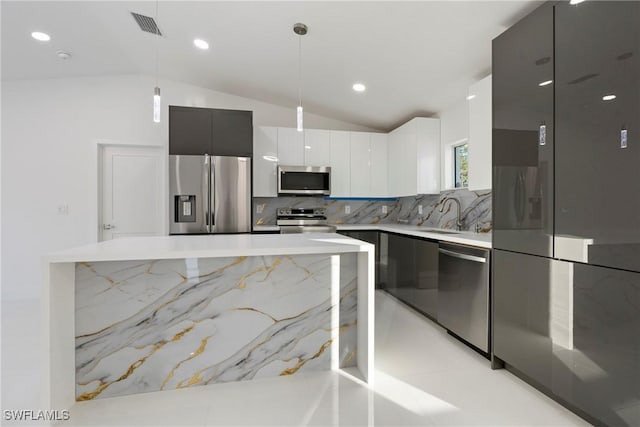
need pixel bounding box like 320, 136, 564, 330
439, 197, 463, 231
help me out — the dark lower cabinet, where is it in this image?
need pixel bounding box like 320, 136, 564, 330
337, 230, 380, 288
494, 249, 640, 427
380, 233, 439, 320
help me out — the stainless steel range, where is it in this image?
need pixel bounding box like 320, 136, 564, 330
276, 207, 337, 234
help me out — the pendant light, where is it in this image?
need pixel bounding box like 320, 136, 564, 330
293, 23, 308, 132
153, 0, 161, 123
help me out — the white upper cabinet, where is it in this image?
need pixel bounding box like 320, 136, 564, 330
416, 118, 441, 194
467, 74, 492, 190
388, 117, 440, 196
277, 127, 304, 166
253, 126, 278, 197
349, 132, 371, 197
330, 131, 351, 197
369, 133, 388, 197
303, 129, 331, 166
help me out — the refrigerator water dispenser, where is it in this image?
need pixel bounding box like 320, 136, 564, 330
175, 195, 196, 222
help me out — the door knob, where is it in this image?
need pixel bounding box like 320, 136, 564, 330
103, 224, 116, 230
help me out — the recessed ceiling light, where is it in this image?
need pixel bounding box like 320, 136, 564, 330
193, 39, 209, 50
570, 0, 585, 4
602, 94, 616, 101
466, 94, 476, 100
539, 80, 553, 87
31, 31, 50, 42
352, 83, 366, 92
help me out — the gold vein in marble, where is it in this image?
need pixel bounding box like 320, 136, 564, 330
280, 338, 333, 376
77, 323, 195, 401
236, 257, 282, 289
161, 337, 209, 390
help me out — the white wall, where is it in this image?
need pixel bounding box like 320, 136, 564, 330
437, 99, 468, 190
1, 74, 375, 301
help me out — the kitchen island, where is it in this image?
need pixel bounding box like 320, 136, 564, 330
42, 233, 374, 409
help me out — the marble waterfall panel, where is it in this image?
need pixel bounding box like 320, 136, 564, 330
75, 254, 357, 400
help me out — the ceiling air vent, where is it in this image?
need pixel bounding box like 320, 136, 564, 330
131, 12, 162, 36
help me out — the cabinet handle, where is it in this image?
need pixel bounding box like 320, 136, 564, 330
438, 248, 487, 263
539, 124, 547, 146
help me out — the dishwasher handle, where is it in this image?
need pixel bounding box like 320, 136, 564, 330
438, 248, 487, 263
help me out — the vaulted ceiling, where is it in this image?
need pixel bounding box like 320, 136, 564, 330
1, 1, 542, 130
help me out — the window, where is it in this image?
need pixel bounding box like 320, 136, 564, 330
454, 143, 469, 188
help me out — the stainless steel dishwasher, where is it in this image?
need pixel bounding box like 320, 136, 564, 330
437, 242, 490, 353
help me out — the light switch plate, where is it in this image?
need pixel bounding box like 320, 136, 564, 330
345, 205, 351, 214
382, 205, 388, 214
418, 205, 423, 215
256, 204, 264, 214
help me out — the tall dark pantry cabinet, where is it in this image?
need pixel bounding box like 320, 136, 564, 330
492, 2, 640, 427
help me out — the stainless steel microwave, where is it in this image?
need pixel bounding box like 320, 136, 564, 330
278, 165, 331, 196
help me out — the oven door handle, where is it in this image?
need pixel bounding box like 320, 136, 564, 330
438, 248, 487, 263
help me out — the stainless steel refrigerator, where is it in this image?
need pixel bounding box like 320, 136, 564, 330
169, 155, 251, 234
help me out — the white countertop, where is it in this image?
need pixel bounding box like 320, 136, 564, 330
253, 224, 492, 249
46, 233, 373, 263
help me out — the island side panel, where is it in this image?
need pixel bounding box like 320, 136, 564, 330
357, 248, 375, 384
74, 253, 357, 400
42, 261, 76, 410
338, 252, 358, 368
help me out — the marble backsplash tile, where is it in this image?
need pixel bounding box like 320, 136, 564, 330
253, 188, 492, 232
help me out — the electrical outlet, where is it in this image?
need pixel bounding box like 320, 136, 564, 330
57, 204, 69, 215
418, 205, 423, 215
345, 205, 351, 214
256, 204, 264, 214
382, 205, 388, 214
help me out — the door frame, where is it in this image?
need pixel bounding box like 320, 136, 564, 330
93, 140, 166, 242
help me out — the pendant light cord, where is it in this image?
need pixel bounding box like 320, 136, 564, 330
155, 0, 159, 87
298, 35, 302, 108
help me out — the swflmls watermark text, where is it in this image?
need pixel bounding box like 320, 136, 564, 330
3, 410, 70, 422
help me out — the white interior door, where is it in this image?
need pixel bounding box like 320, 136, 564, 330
101, 145, 164, 241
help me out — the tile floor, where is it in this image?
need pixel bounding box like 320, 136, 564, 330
1, 291, 590, 426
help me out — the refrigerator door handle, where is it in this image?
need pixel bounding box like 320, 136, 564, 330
204, 155, 211, 233
210, 156, 215, 231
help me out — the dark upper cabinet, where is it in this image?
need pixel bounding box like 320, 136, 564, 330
212, 109, 253, 157
555, 1, 640, 273
492, 4, 554, 258
169, 106, 212, 155
169, 106, 253, 157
